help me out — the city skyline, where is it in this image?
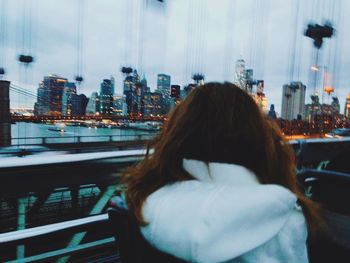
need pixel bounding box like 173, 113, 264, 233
10, 66, 350, 119
2, 0, 350, 113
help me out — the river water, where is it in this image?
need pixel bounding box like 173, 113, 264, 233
10, 122, 158, 145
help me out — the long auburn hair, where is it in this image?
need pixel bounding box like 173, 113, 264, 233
122, 82, 320, 234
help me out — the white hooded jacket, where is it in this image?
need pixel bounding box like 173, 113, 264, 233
141, 159, 309, 263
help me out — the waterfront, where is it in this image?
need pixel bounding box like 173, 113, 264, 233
10, 122, 158, 145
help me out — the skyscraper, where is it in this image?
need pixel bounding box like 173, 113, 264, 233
245, 69, 254, 92
156, 73, 171, 114
171, 85, 180, 100
330, 97, 340, 115
268, 104, 277, 119
157, 73, 171, 91
234, 59, 246, 89
35, 75, 68, 116
86, 92, 100, 115
140, 75, 148, 95
305, 93, 321, 120
281, 81, 306, 120
123, 70, 142, 116
61, 82, 77, 116
100, 77, 115, 115
344, 94, 350, 118
70, 94, 88, 116
253, 80, 268, 112
156, 73, 171, 97
113, 95, 128, 116
143, 92, 163, 117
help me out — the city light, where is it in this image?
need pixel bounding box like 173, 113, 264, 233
310, 65, 319, 71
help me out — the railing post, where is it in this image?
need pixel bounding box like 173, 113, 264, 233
109, 135, 113, 142
137, 135, 142, 141
77, 136, 81, 143
42, 137, 47, 145
0, 80, 11, 147
16, 197, 26, 259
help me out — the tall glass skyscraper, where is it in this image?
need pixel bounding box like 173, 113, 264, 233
234, 59, 246, 89
281, 81, 306, 120
344, 95, 350, 118
35, 75, 68, 116
156, 73, 171, 114
86, 92, 100, 115
100, 77, 115, 115
61, 82, 77, 116
156, 73, 171, 98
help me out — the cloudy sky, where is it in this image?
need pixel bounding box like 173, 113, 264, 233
2, 0, 350, 114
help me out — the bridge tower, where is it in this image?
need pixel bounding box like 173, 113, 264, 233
0, 80, 11, 147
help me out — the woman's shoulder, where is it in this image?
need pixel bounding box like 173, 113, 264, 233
143, 180, 298, 221
145, 180, 297, 213
141, 181, 302, 262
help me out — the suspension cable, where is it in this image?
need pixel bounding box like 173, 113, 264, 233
330, 0, 342, 95
75, 0, 85, 85
223, 0, 237, 80
287, 0, 300, 82
0, 0, 7, 77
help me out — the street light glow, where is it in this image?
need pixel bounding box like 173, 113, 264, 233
311, 65, 319, 71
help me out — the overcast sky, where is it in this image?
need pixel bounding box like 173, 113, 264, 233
2, 0, 350, 114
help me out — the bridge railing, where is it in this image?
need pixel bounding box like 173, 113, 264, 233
0, 214, 119, 262
0, 150, 147, 262
10, 133, 157, 146
290, 137, 350, 168
1, 137, 350, 261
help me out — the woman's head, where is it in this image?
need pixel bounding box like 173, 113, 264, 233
123, 82, 319, 230
159, 82, 286, 184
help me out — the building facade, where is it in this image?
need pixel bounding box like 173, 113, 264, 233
123, 70, 143, 116
305, 94, 321, 121
156, 73, 171, 114
100, 77, 115, 115
234, 59, 246, 89
61, 82, 77, 116
345, 94, 350, 118
35, 75, 68, 116
143, 92, 163, 117
70, 94, 88, 116
86, 92, 100, 115
281, 81, 306, 120
113, 95, 128, 116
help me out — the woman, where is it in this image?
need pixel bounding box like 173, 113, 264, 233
122, 82, 319, 263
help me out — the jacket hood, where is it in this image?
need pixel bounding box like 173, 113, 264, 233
141, 159, 300, 263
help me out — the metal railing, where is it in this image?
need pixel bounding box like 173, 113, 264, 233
290, 137, 350, 167
1, 137, 350, 261
11, 133, 157, 146
0, 149, 146, 169
0, 214, 118, 262
0, 214, 108, 245
0, 149, 146, 261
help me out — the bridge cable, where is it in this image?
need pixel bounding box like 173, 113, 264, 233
287, 0, 300, 83
137, 0, 145, 76
330, 0, 342, 100
17, 0, 35, 144
184, 0, 194, 83
255, 0, 270, 81
0, 0, 7, 78
9, 85, 53, 107
74, 0, 85, 86
223, 0, 237, 80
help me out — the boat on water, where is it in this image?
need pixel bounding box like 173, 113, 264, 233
48, 123, 66, 132
127, 122, 162, 131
